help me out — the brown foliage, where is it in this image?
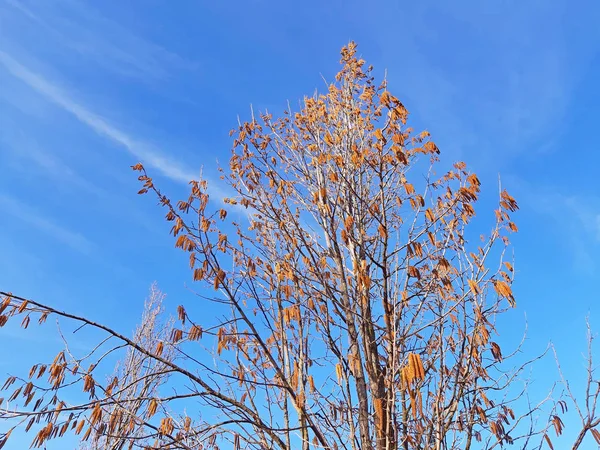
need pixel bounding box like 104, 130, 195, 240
1, 42, 595, 450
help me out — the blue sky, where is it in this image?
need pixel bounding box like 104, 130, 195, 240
1, 0, 600, 447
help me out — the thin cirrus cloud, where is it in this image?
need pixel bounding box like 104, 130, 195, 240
3, 0, 196, 82
0, 126, 107, 198
506, 174, 600, 274
0, 49, 199, 186
0, 192, 94, 255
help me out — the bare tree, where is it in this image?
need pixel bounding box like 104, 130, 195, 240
77, 283, 176, 450
551, 318, 600, 449
0, 42, 594, 450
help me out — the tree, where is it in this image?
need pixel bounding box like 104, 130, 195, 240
0, 42, 596, 450
77, 283, 176, 450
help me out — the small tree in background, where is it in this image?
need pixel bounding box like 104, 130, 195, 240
77, 283, 176, 450
1, 42, 598, 450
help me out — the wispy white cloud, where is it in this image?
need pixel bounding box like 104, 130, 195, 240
2, 0, 196, 82
558, 196, 600, 245
528, 191, 600, 243
543, 196, 599, 275
368, 1, 599, 166
0, 193, 94, 254
0, 49, 199, 185
507, 175, 600, 274
0, 125, 179, 237
1, 129, 106, 197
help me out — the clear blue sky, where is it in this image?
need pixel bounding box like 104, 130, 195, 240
1, 0, 600, 448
